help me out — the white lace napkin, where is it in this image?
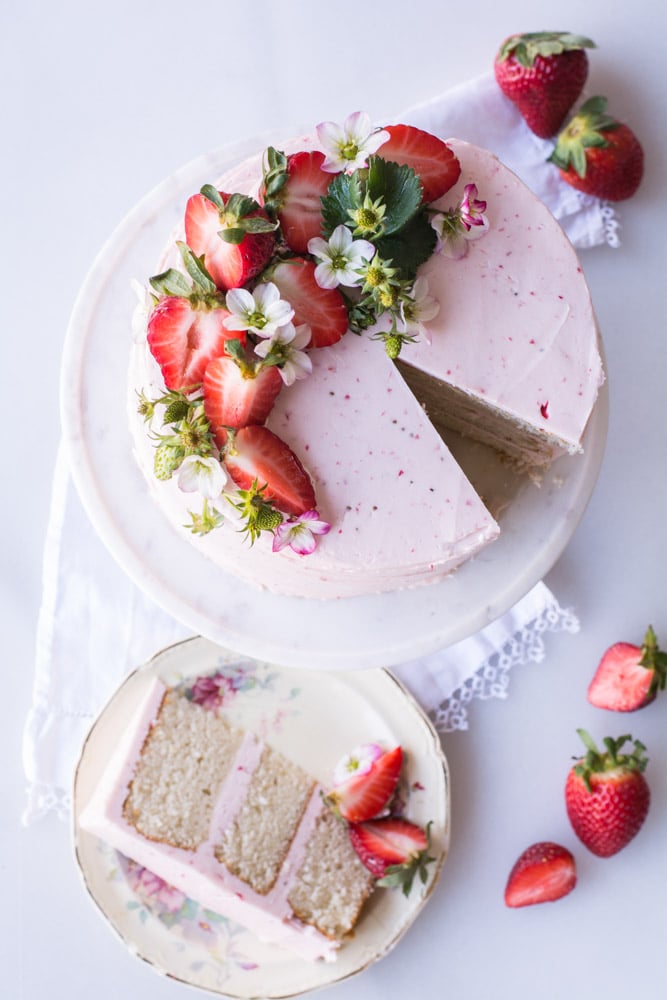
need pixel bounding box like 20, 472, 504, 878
24, 72, 608, 825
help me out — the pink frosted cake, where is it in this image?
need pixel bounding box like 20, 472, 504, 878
129, 114, 603, 598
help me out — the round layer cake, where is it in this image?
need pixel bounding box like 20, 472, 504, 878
129, 123, 604, 599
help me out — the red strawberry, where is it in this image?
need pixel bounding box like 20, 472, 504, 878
223, 424, 315, 517
269, 259, 348, 348
565, 730, 650, 857
349, 817, 434, 895
327, 746, 403, 823
147, 296, 235, 393
203, 355, 283, 449
494, 31, 595, 138
184, 188, 276, 291
549, 96, 644, 201
260, 149, 331, 254
588, 626, 667, 712
377, 124, 461, 203
504, 842, 577, 908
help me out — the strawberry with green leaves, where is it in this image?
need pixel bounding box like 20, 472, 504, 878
565, 730, 650, 857
349, 817, 435, 896
184, 188, 277, 290
494, 31, 595, 138
147, 243, 237, 392
222, 424, 316, 518
588, 625, 667, 712
549, 96, 644, 201
504, 842, 577, 908
260, 148, 332, 254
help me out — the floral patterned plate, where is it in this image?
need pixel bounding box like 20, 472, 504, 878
73, 636, 450, 999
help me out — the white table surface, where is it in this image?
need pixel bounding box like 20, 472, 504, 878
5, 1, 666, 997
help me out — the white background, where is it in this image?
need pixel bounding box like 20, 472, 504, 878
4, 1, 666, 997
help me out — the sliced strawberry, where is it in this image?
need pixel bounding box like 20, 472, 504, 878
147, 297, 235, 392
587, 626, 667, 712
348, 817, 434, 895
184, 190, 276, 291
264, 150, 331, 253
269, 259, 348, 348
504, 842, 577, 908
329, 746, 403, 823
223, 424, 315, 517
203, 356, 283, 449
378, 124, 461, 203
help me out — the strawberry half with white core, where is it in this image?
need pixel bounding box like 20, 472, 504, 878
184, 188, 277, 291
494, 32, 595, 138
549, 96, 644, 202
327, 746, 403, 823
504, 842, 577, 908
269, 259, 348, 348
565, 730, 650, 857
588, 626, 667, 712
349, 818, 435, 896
223, 424, 316, 517
376, 125, 461, 203
203, 353, 283, 449
147, 244, 237, 392
260, 148, 332, 254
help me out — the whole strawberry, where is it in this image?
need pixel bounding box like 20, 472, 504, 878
565, 730, 650, 857
588, 625, 667, 712
549, 96, 644, 201
494, 31, 595, 138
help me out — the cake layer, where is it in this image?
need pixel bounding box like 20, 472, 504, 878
79, 678, 374, 962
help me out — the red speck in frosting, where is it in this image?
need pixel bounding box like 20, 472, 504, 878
540, 401, 550, 419
398, 469, 405, 477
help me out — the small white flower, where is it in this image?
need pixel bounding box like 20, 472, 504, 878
254, 323, 313, 386
308, 225, 375, 289
398, 276, 440, 342
333, 744, 384, 787
316, 111, 390, 174
177, 455, 227, 499
224, 282, 294, 337
272, 509, 331, 556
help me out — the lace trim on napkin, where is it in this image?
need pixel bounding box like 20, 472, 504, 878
430, 599, 579, 733
24, 782, 72, 824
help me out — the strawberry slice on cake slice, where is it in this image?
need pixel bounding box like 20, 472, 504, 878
184, 187, 277, 291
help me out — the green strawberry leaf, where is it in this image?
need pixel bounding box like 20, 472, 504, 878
365, 157, 422, 235
375, 211, 437, 281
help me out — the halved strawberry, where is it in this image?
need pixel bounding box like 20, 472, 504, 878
184, 189, 276, 291
349, 817, 434, 896
261, 149, 331, 253
223, 424, 315, 517
147, 297, 235, 392
587, 626, 667, 712
378, 125, 461, 203
328, 746, 403, 823
203, 355, 283, 449
504, 842, 577, 908
269, 259, 348, 348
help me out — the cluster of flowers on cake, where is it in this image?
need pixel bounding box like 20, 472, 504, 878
136, 112, 489, 548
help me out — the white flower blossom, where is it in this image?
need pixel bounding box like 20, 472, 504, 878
308, 225, 375, 289
316, 111, 390, 174
177, 454, 227, 499
398, 277, 440, 343
254, 323, 313, 386
224, 282, 294, 337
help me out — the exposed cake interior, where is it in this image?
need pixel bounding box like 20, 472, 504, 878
80, 678, 375, 961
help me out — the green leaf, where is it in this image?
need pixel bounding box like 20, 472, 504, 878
176, 242, 217, 293
200, 184, 225, 210
218, 227, 246, 245
375, 212, 437, 281
366, 158, 422, 234
149, 268, 192, 298
226, 193, 260, 219
321, 170, 364, 237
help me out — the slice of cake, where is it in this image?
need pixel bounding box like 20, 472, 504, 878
79, 677, 375, 962
128, 117, 603, 599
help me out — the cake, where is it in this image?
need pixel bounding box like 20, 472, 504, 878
79, 675, 376, 962
129, 114, 604, 599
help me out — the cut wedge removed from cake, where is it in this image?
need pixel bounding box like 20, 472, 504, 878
129, 126, 604, 599
79, 678, 375, 962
